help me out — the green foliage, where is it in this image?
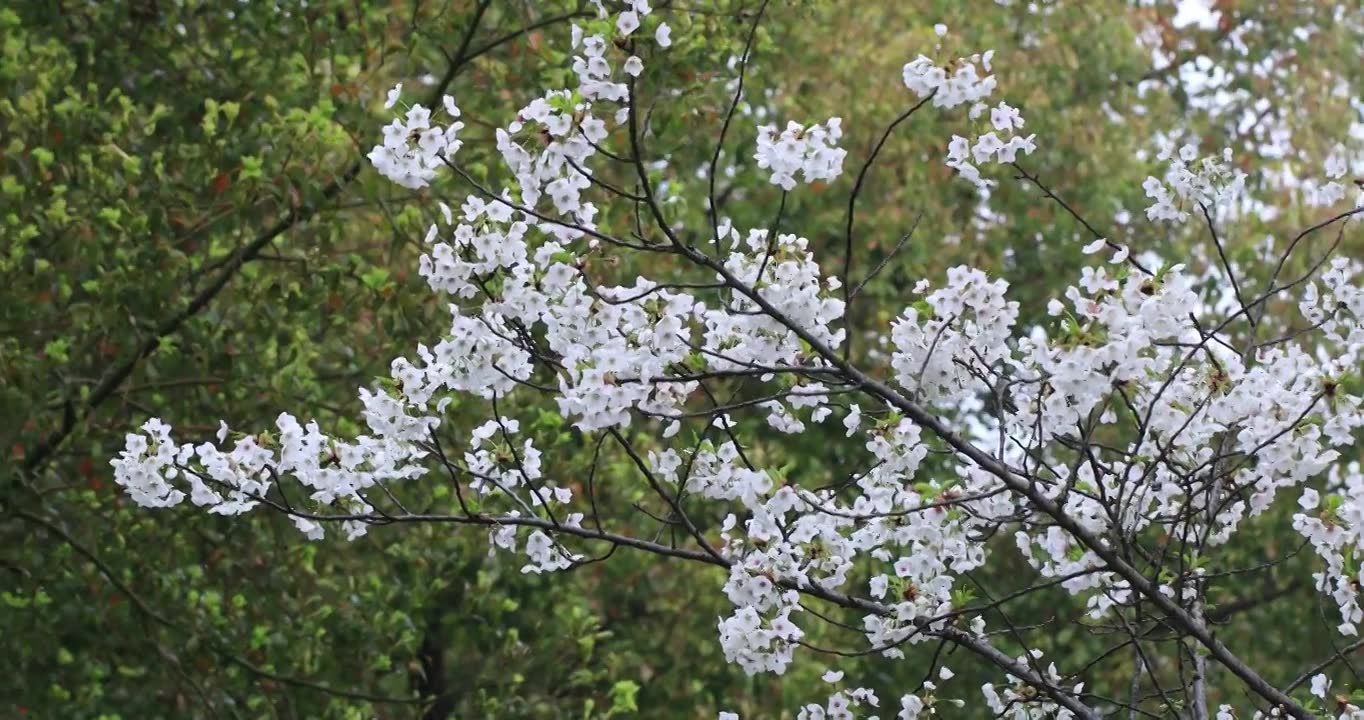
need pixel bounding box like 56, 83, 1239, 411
2, 1, 1360, 718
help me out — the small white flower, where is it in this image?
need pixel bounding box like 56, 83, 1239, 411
822, 669, 845, 683
617, 10, 640, 36
656, 22, 673, 47
292, 515, 325, 540
900, 694, 924, 720
869, 575, 889, 598
989, 102, 1023, 131
934, 23, 948, 37
624, 56, 644, 77
843, 404, 862, 437
385, 82, 403, 109
1300, 488, 1321, 510
1082, 238, 1107, 254
1310, 673, 1331, 698
1325, 147, 1348, 179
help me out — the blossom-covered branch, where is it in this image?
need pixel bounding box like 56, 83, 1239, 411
111, 1, 1364, 717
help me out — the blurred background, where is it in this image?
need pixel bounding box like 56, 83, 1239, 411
2, 1, 1361, 717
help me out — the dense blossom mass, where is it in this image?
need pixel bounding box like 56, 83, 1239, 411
110, 2, 1364, 718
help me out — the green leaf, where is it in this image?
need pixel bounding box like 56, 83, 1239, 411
360, 266, 391, 291
607, 680, 640, 715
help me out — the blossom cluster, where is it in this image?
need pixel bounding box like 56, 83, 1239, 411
754, 119, 848, 190
1303, 145, 1355, 206
367, 93, 464, 190
982, 651, 1084, 720
944, 101, 1038, 189
890, 265, 1018, 403
902, 47, 998, 109
1142, 141, 1248, 222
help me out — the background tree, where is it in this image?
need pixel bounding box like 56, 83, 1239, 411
4, 1, 1362, 718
